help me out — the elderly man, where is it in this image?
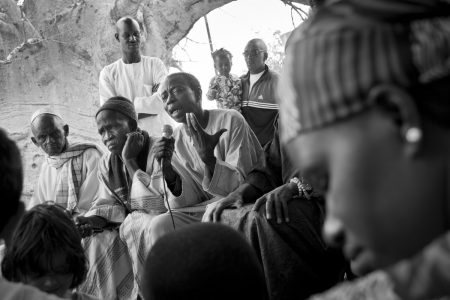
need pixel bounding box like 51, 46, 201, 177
99, 16, 175, 136
0, 128, 64, 299
241, 38, 279, 148
29, 109, 134, 300
82, 96, 180, 298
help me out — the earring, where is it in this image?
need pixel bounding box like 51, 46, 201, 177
405, 127, 422, 143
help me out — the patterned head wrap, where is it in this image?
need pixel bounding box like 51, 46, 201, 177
279, 0, 450, 144
96, 96, 138, 129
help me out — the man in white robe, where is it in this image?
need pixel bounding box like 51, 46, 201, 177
28, 108, 134, 300
99, 16, 175, 136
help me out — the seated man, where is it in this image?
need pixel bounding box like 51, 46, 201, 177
0, 128, 64, 299
150, 71, 264, 236
143, 223, 268, 300
28, 109, 133, 300
82, 96, 179, 298
203, 116, 346, 300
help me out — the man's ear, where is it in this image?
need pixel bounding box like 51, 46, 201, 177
31, 136, 38, 146
115, 33, 120, 42
63, 124, 69, 137
367, 84, 422, 157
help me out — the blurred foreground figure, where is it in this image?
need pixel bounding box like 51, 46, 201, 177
0, 128, 64, 299
279, 0, 450, 299
143, 223, 268, 300
2, 204, 98, 300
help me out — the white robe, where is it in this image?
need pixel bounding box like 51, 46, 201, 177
28, 148, 100, 211
98, 56, 176, 136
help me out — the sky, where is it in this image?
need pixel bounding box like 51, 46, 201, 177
171, 0, 308, 109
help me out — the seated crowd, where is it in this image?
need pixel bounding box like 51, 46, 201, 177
2, 1, 450, 300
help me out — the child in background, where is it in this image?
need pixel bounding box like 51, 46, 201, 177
206, 48, 242, 112
1, 203, 98, 300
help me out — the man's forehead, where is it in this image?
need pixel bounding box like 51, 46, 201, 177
32, 114, 63, 129
245, 40, 266, 51
117, 19, 140, 33
165, 75, 187, 88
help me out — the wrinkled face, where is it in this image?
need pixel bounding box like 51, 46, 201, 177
160, 76, 200, 124
243, 41, 267, 74
288, 110, 446, 275
24, 252, 73, 297
116, 20, 141, 55
96, 110, 131, 155
31, 115, 67, 156
214, 55, 232, 77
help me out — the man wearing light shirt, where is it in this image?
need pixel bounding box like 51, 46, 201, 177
99, 16, 175, 136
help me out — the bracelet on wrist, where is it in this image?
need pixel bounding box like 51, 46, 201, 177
289, 177, 313, 200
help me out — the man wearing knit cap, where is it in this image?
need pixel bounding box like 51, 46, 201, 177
29, 107, 134, 299
99, 16, 176, 137
85, 96, 185, 298
280, 0, 450, 298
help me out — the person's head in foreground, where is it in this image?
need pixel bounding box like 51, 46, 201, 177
0, 128, 24, 246
30, 108, 68, 157
279, 0, 450, 276
243, 38, 268, 74
159, 72, 204, 124
95, 96, 138, 155
1, 203, 87, 297
212, 48, 233, 77
143, 223, 268, 300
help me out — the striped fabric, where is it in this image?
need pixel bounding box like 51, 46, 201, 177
78, 230, 136, 300
279, 1, 450, 143
241, 100, 279, 110
45, 143, 102, 213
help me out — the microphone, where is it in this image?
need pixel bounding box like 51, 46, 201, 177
162, 124, 173, 139
161, 124, 176, 230
161, 124, 173, 166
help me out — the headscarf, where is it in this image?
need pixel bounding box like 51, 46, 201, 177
279, 0, 450, 144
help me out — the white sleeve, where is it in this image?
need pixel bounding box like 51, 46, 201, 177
99, 67, 116, 105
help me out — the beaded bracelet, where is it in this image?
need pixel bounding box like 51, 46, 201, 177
289, 177, 313, 200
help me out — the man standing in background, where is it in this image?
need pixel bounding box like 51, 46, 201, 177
241, 38, 279, 148
99, 16, 175, 136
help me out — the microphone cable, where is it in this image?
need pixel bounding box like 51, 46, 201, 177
161, 158, 176, 231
